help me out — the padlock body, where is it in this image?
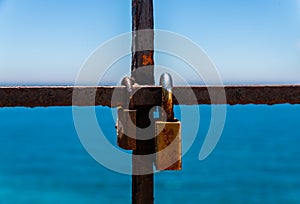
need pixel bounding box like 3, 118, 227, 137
117, 108, 136, 150
155, 120, 182, 170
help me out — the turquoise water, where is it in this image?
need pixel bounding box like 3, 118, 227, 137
0, 105, 300, 204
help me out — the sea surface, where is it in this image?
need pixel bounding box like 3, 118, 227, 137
0, 105, 300, 204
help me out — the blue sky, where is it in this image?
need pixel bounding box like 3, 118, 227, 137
0, 0, 299, 85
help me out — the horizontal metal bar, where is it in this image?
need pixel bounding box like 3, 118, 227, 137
0, 85, 299, 108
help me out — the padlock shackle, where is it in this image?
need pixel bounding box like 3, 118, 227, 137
121, 76, 135, 109
160, 73, 174, 121
121, 77, 135, 93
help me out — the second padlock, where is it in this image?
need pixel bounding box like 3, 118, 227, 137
155, 73, 182, 171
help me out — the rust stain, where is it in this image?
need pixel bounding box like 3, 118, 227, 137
142, 51, 154, 66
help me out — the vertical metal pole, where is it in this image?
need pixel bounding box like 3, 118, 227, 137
131, 0, 155, 204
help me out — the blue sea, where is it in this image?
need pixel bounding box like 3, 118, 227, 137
0, 105, 300, 204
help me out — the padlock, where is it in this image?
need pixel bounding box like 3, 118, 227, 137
155, 73, 182, 171
116, 77, 136, 150
117, 108, 136, 150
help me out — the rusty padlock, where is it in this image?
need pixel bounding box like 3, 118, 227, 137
116, 77, 137, 150
155, 73, 182, 170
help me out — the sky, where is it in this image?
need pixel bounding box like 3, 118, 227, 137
0, 0, 299, 85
